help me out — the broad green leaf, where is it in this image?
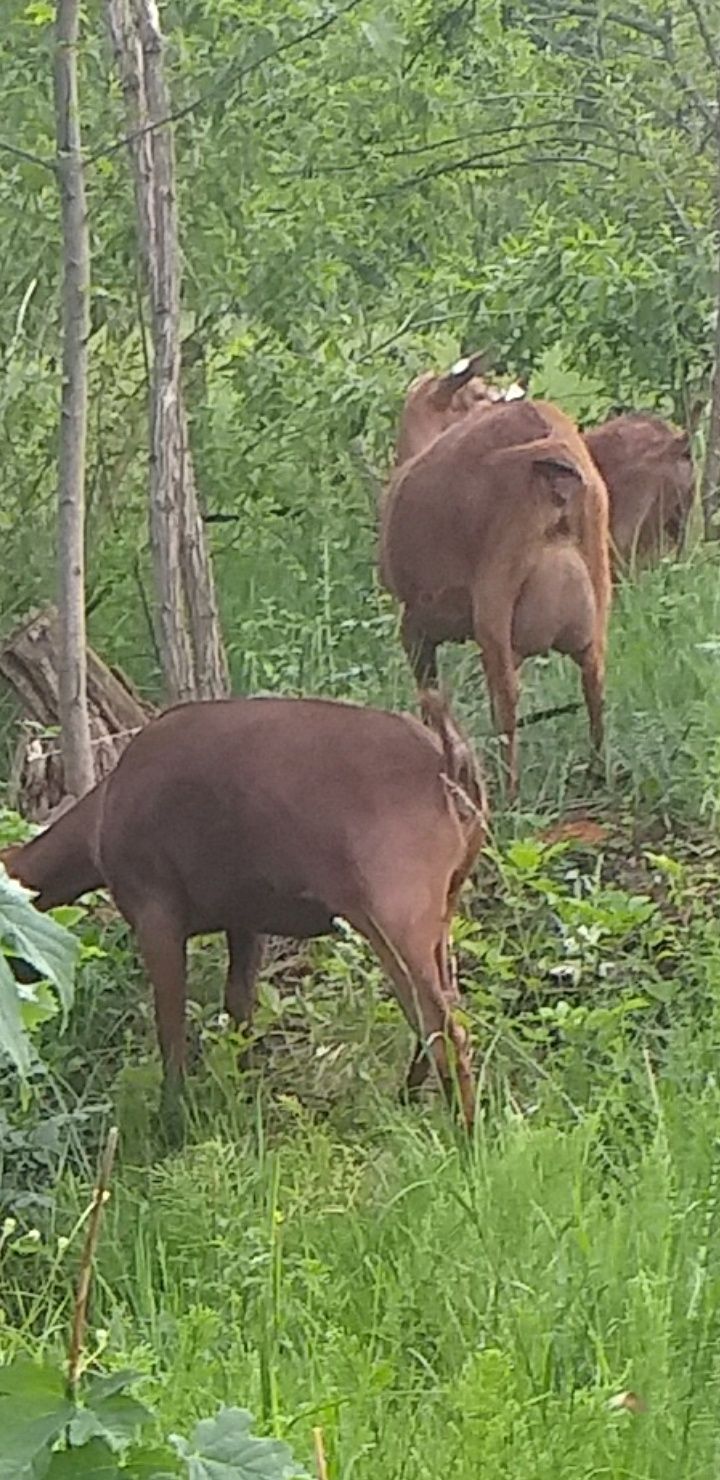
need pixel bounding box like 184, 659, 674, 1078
19, 977, 60, 1032
0, 865, 79, 1021
123, 1447, 182, 1479
0, 950, 32, 1075
0, 1361, 74, 1480
170, 1407, 306, 1480
69, 1394, 154, 1452
44, 1440, 121, 1479
84, 1370, 146, 1404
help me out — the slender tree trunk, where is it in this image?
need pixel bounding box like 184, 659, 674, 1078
702, 352, 720, 537
702, 118, 720, 537
106, 0, 229, 699
134, 0, 229, 699
53, 0, 94, 797
106, 0, 194, 701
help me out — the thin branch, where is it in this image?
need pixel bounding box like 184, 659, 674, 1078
92, 0, 364, 165
0, 138, 55, 171
369, 141, 623, 197
356, 309, 469, 363
516, 701, 581, 731
299, 114, 640, 176
550, 5, 669, 43
313, 1429, 329, 1480
67, 1125, 119, 1396
685, 0, 720, 70
518, 10, 717, 128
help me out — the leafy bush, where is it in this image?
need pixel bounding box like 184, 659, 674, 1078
0, 1360, 306, 1478
0, 865, 79, 1079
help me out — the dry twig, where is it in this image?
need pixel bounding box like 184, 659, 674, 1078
67, 1125, 119, 1396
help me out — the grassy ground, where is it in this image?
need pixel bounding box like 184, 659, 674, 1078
3, 547, 720, 1476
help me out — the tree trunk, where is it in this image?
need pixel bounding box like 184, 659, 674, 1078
105, 0, 229, 699
0, 606, 154, 822
701, 87, 720, 538
134, 0, 229, 699
53, 0, 95, 796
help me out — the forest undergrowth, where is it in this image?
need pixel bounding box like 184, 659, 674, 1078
3, 547, 720, 1477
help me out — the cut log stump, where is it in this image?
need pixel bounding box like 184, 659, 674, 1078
0, 606, 155, 822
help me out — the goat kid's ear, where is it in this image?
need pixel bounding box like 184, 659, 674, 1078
444, 347, 492, 385
532, 453, 583, 505
431, 348, 493, 410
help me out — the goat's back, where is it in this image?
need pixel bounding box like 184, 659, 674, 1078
97, 697, 482, 935
585, 413, 695, 560
381, 399, 548, 597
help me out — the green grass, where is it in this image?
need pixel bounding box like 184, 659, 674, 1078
4, 550, 720, 1476
8, 1082, 720, 1477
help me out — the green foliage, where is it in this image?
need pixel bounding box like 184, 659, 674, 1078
170, 1407, 304, 1479
0, 866, 79, 1076
0, 0, 716, 696
0, 1361, 304, 1480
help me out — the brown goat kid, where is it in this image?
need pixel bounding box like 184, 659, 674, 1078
2, 696, 485, 1129
380, 399, 611, 796
584, 413, 696, 570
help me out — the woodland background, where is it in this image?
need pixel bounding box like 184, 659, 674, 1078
3, 4, 720, 1478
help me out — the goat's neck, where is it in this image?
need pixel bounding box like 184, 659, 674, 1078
1, 791, 103, 910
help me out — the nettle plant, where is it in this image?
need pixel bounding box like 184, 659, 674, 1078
0, 1366, 306, 1479
455, 835, 688, 1105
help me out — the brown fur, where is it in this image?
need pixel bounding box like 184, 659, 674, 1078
380, 398, 612, 795
3, 696, 486, 1129
395, 350, 508, 464
584, 413, 696, 570
0, 781, 107, 910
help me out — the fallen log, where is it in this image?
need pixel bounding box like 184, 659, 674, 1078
0, 606, 154, 822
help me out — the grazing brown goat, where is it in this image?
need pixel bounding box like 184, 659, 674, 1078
584, 413, 696, 570
380, 398, 611, 796
395, 351, 525, 465
2, 696, 485, 1129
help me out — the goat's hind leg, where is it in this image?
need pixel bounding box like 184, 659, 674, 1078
224, 928, 263, 1068
404, 923, 461, 1095
578, 640, 605, 779
358, 907, 475, 1130
475, 630, 520, 800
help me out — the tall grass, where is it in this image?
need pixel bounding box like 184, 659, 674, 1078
25, 1078, 720, 1477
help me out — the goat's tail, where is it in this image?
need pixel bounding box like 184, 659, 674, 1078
419, 689, 486, 825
